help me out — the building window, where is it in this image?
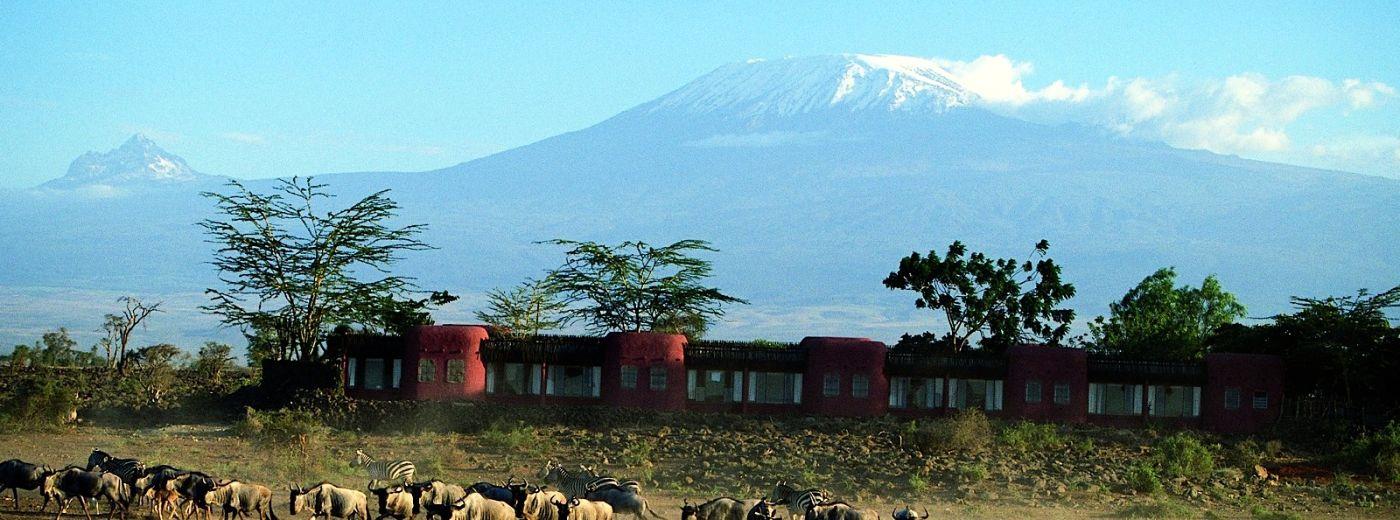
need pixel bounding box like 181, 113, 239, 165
1088, 383, 1142, 415
1149, 385, 1201, 417
1224, 387, 1241, 410
949, 379, 1003, 411
486, 362, 539, 395
1053, 383, 1070, 405
748, 372, 802, 405
1025, 380, 1043, 404
649, 368, 668, 391
851, 374, 869, 398
823, 373, 840, 397
890, 377, 943, 409
364, 358, 385, 390
688, 370, 742, 403
446, 359, 466, 384
391, 359, 402, 389
1252, 391, 1269, 410
546, 365, 601, 398
620, 365, 638, 389
346, 358, 358, 388
418, 359, 436, 383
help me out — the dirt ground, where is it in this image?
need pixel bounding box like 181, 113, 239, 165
0, 423, 1394, 519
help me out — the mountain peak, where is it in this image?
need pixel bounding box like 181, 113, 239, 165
42, 134, 210, 190
642, 54, 977, 121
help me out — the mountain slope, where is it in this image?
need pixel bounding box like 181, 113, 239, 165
40, 134, 215, 190
1, 55, 1396, 349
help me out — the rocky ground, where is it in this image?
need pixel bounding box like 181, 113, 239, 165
0, 412, 1395, 519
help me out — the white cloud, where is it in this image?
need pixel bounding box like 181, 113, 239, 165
934, 55, 1398, 163
222, 132, 267, 145
1310, 135, 1400, 175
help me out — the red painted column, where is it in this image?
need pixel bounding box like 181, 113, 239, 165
1202, 353, 1284, 434
1005, 344, 1088, 423
405, 325, 490, 401
602, 332, 687, 410
801, 337, 888, 417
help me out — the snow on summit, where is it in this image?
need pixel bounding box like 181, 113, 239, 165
646, 54, 977, 118
42, 134, 209, 190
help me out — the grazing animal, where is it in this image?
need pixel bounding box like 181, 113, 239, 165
468, 477, 530, 516
133, 474, 180, 520
0, 458, 53, 510
95, 458, 144, 489
889, 507, 927, 520
447, 493, 517, 520
679, 498, 764, 520
802, 503, 877, 520
417, 480, 469, 520
745, 501, 780, 520
767, 483, 826, 520
365, 481, 417, 520
550, 497, 612, 520
523, 489, 566, 520
351, 451, 415, 484
85, 451, 112, 472
205, 480, 277, 520
173, 471, 219, 520
41, 466, 130, 520
289, 482, 368, 520
538, 463, 660, 520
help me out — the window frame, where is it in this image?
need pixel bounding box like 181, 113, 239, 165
822, 373, 840, 397
1053, 383, 1070, 406
620, 365, 638, 390
446, 359, 466, 384
851, 374, 869, 398
1025, 379, 1043, 404
1252, 391, 1269, 410
649, 367, 668, 391
1224, 387, 1242, 410
418, 358, 436, 383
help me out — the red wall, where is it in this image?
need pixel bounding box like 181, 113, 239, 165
602, 332, 687, 410
1005, 345, 1088, 423
801, 337, 888, 417
1202, 353, 1285, 434
406, 325, 489, 400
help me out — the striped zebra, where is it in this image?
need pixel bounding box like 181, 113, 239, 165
539, 461, 605, 498
769, 481, 827, 520
91, 451, 144, 488
540, 462, 663, 520
352, 449, 415, 484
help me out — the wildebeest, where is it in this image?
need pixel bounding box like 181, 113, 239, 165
802, 502, 877, 520
468, 477, 530, 516
366, 480, 418, 520
289, 482, 368, 520
680, 498, 766, 520
351, 450, 415, 485
0, 458, 53, 510
584, 485, 663, 520
417, 480, 469, 520
523, 489, 566, 520
744, 501, 780, 520
41, 466, 130, 520
133, 474, 180, 520
205, 479, 277, 520
888, 507, 927, 520
172, 471, 219, 519
538, 463, 661, 520
550, 497, 612, 520
447, 492, 517, 520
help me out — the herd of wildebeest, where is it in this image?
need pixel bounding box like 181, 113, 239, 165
0, 451, 932, 520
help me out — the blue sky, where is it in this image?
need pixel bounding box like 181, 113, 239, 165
3, 1, 1398, 187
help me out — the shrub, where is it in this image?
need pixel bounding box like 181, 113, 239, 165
999, 421, 1063, 453
0, 377, 76, 429
1127, 462, 1163, 494
1226, 439, 1264, 470
1116, 499, 1191, 519
1249, 505, 1302, 520
957, 463, 988, 483
908, 473, 929, 494
1344, 421, 1400, 483
233, 407, 327, 449
914, 409, 992, 454
1153, 432, 1215, 480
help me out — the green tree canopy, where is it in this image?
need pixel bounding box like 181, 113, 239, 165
1089, 267, 1246, 360
883, 240, 1076, 352
543, 239, 747, 335
475, 277, 570, 337
200, 177, 434, 361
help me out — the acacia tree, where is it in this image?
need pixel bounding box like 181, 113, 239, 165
543, 239, 747, 335
474, 277, 570, 337
102, 296, 163, 373
1088, 267, 1245, 360
883, 239, 1076, 352
200, 177, 432, 361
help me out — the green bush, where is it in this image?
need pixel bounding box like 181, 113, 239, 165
1249, 504, 1302, 520
234, 407, 328, 447
1127, 462, 1163, 494
912, 409, 993, 454
999, 421, 1063, 453
1344, 421, 1400, 482
1116, 499, 1191, 518
1226, 438, 1264, 470
1153, 432, 1216, 480
957, 463, 988, 483
0, 377, 76, 429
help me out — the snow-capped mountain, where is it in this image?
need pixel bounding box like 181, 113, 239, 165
41, 134, 211, 189
643, 54, 976, 121
1, 54, 1396, 350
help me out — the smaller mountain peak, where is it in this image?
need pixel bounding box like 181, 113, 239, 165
41, 135, 210, 190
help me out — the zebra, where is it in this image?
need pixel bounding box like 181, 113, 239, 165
538, 462, 610, 499
96, 456, 145, 489
539, 462, 662, 520
768, 482, 826, 520
351, 450, 415, 484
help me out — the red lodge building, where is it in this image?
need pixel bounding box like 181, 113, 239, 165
331, 325, 1284, 434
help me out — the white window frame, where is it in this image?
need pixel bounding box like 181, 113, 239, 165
391, 359, 402, 389
822, 373, 840, 397
1053, 383, 1070, 405
620, 365, 638, 390
649, 367, 667, 391
1025, 379, 1042, 404
346, 358, 358, 388
851, 374, 869, 398
1224, 387, 1242, 410
1252, 391, 1269, 410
